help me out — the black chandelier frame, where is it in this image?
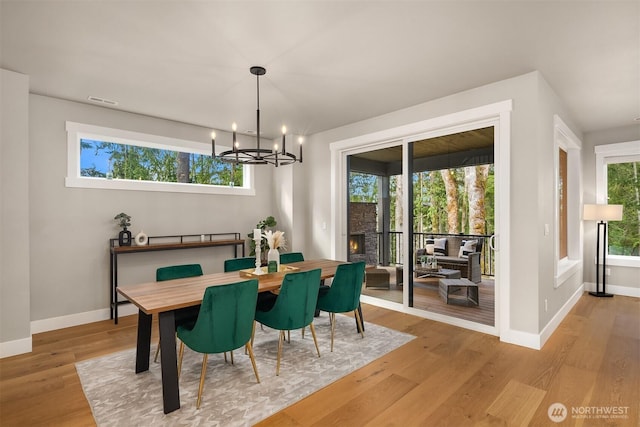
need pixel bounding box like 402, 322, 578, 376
211, 66, 302, 167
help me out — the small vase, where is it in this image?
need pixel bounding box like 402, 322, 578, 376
267, 248, 280, 271
118, 228, 132, 246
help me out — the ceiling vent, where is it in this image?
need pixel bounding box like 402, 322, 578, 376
87, 96, 119, 106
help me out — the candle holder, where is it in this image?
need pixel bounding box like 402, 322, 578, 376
253, 228, 263, 275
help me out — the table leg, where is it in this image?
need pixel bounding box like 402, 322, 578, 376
135, 310, 152, 373
159, 311, 180, 414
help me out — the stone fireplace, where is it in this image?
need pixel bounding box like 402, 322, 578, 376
349, 202, 378, 265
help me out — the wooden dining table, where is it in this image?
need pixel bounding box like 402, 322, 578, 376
117, 258, 347, 414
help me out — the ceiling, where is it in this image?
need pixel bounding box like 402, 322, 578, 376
2, 1, 638, 141
354, 127, 494, 163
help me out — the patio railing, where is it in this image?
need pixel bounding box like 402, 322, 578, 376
378, 231, 495, 277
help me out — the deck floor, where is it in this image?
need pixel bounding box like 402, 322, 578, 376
362, 267, 495, 326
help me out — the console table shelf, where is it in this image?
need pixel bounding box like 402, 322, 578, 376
109, 232, 245, 323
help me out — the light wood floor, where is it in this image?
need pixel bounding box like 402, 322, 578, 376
1, 294, 638, 426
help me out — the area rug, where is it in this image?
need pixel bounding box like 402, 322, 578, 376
76, 313, 415, 426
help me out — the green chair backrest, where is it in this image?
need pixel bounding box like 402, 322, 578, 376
177, 279, 259, 354
156, 264, 203, 281
317, 262, 365, 313
224, 257, 256, 272
279, 252, 304, 264
255, 268, 321, 331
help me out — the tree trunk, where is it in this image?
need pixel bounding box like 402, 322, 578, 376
394, 175, 403, 263
394, 175, 403, 231
466, 165, 489, 235
440, 169, 459, 234
177, 152, 190, 183
429, 171, 441, 232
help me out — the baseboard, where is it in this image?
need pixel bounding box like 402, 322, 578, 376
2, 305, 139, 358
583, 281, 640, 298
0, 336, 32, 358
501, 284, 584, 350
31, 303, 138, 334
499, 328, 541, 350
538, 284, 584, 349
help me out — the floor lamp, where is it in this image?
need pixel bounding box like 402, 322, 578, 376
583, 203, 623, 298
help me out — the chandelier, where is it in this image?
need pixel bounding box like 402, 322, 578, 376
211, 66, 302, 167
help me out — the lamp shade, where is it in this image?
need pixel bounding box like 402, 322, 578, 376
583, 204, 623, 221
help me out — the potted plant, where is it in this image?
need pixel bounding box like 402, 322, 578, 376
419, 255, 428, 268
249, 216, 277, 261
114, 212, 132, 246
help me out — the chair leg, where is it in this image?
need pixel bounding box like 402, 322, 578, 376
276, 330, 284, 376
230, 349, 234, 365
245, 341, 260, 383
178, 341, 185, 378
251, 320, 256, 349
224, 352, 228, 363
301, 326, 305, 339
354, 309, 365, 339
154, 338, 161, 362
196, 354, 208, 409
309, 322, 321, 358
330, 312, 336, 352
287, 330, 290, 343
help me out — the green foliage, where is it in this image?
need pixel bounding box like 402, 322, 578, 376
80, 139, 242, 187
248, 216, 277, 256
350, 165, 495, 236
349, 173, 378, 202
607, 161, 640, 256
114, 212, 131, 229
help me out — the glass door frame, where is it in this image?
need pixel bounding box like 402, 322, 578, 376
330, 100, 512, 339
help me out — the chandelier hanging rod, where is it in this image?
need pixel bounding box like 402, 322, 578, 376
210, 66, 303, 167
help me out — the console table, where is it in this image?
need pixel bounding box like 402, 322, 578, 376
109, 232, 245, 324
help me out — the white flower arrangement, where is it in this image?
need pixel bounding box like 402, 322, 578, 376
263, 230, 287, 250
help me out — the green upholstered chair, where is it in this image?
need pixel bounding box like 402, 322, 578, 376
254, 268, 322, 375
279, 252, 304, 264
177, 279, 260, 409
224, 257, 256, 272
154, 264, 203, 362
156, 263, 203, 281
316, 261, 366, 352
225, 256, 277, 315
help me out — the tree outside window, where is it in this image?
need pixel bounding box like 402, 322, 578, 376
80, 139, 242, 187
607, 161, 640, 257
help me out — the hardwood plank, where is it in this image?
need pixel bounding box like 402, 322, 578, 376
528, 364, 597, 425
310, 374, 417, 426
365, 346, 498, 425
265, 337, 430, 426
485, 379, 546, 426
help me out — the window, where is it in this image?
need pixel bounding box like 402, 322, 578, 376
66, 122, 254, 195
595, 140, 640, 266
554, 116, 582, 286
558, 148, 568, 259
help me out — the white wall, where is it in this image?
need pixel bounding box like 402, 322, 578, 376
535, 75, 586, 331
582, 124, 640, 295
27, 94, 276, 325
297, 71, 585, 342
0, 69, 32, 357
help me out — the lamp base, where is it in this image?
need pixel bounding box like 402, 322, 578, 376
589, 291, 614, 298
